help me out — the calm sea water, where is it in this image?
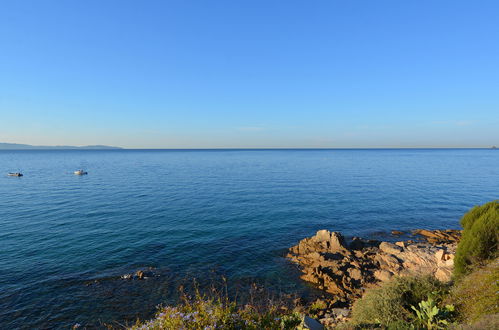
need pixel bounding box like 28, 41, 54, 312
0, 149, 497, 328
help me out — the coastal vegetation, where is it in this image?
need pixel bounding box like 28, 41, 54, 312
348, 200, 498, 329
350, 276, 449, 327
448, 259, 498, 325
131, 201, 498, 329
129, 287, 303, 330
453, 200, 498, 278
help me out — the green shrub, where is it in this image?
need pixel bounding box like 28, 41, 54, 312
350, 276, 448, 327
454, 201, 499, 278
448, 258, 499, 324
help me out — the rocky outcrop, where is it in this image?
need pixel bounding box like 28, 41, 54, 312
287, 229, 460, 310
412, 229, 461, 244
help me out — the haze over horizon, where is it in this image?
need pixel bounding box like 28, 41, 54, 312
1, 1, 498, 148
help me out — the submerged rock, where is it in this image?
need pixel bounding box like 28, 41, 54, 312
391, 230, 404, 235
120, 267, 157, 280
135, 269, 154, 279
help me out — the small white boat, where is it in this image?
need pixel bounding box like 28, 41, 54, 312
8, 172, 23, 177
74, 170, 88, 175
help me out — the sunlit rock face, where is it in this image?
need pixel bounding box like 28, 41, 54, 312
287, 229, 461, 307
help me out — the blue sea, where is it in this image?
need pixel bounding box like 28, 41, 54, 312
0, 149, 497, 328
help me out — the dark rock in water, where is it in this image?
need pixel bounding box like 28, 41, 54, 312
135, 269, 154, 280
120, 268, 156, 280
349, 237, 364, 250
121, 273, 132, 280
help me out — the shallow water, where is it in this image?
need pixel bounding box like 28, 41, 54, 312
0, 149, 497, 328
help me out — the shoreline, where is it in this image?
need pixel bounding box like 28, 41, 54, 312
286, 228, 461, 327
126, 227, 464, 329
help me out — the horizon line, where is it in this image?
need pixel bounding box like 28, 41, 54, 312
1, 147, 497, 150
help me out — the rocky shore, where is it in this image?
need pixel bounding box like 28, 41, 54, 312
287, 229, 461, 326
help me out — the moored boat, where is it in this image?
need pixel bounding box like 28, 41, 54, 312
8, 172, 23, 177
74, 170, 88, 175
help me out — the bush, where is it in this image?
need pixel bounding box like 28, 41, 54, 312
129, 290, 303, 330
454, 201, 499, 278
448, 258, 499, 324
350, 276, 448, 327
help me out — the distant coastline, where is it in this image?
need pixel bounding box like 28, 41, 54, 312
0, 143, 122, 150
0, 143, 496, 150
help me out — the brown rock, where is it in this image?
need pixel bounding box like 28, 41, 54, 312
315, 229, 332, 243
391, 230, 404, 235
374, 269, 393, 282
414, 229, 440, 238
348, 268, 362, 281
329, 231, 348, 252
375, 253, 402, 271
354, 250, 365, 258
379, 242, 403, 254
435, 249, 445, 261
413, 229, 461, 244
435, 268, 452, 282
395, 241, 406, 248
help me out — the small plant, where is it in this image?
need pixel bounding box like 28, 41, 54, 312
280, 312, 304, 329
308, 299, 327, 317
411, 297, 454, 329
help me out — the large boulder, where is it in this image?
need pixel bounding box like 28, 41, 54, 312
313, 230, 347, 252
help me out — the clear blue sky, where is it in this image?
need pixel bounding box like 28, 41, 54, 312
1, 1, 498, 148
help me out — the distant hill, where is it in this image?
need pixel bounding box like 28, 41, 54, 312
0, 143, 122, 150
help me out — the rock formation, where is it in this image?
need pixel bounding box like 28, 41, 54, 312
287, 229, 460, 310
